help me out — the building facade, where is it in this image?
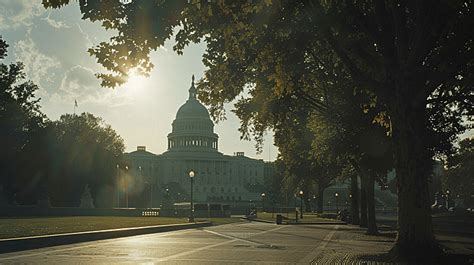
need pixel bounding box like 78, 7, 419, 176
124, 77, 265, 207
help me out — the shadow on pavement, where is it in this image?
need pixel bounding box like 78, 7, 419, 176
356, 252, 474, 265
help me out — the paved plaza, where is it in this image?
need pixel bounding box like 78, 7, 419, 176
0, 221, 394, 264
0, 221, 472, 264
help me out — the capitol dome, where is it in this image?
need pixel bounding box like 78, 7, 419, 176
167, 76, 219, 152
175, 95, 211, 120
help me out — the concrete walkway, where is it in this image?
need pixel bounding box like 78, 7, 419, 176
0, 221, 212, 254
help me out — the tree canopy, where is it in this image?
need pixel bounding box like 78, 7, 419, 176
0, 36, 125, 206
0, 36, 47, 203
48, 113, 125, 207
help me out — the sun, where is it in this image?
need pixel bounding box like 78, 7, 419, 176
126, 69, 148, 87
122, 69, 149, 99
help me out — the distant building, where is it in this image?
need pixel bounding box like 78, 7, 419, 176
124, 77, 265, 207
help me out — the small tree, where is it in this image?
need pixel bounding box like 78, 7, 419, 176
48, 113, 124, 207
444, 138, 474, 208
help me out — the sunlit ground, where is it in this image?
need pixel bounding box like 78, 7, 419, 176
0, 216, 242, 239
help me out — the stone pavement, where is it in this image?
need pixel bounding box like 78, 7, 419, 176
0, 221, 472, 264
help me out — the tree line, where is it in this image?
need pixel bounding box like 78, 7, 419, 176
0, 38, 125, 207
42, 0, 473, 262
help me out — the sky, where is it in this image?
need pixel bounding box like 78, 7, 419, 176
0, 0, 278, 161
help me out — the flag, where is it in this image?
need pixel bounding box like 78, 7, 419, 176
75, 99, 78, 108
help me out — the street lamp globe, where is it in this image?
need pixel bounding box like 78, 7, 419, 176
188, 170, 195, 222
298, 190, 304, 219
124, 165, 129, 207
261, 193, 266, 212
335, 192, 339, 197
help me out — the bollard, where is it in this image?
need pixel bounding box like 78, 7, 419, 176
276, 214, 283, 225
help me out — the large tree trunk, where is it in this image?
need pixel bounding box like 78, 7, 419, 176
350, 173, 360, 225
317, 185, 324, 213
389, 93, 440, 261
359, 175, 368, 228
366, 173, 378, 235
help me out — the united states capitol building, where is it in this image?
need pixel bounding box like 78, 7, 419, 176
124, 77, 267, 207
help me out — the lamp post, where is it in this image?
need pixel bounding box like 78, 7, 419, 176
446, 190, 450, 208
150, 181, 153, 208
299, 190, 304, 219
116, 164, 120, 208
261, 192, 266, 212
312, 195, 317, 213
335, 192, 339, 212
125, 165, 129, 208
349, 193, 352, 211
189, 170, 195, 222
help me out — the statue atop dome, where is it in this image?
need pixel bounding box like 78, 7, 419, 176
189, 75, 197, 99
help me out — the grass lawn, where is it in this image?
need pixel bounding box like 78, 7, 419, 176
0, 216, 242, 239
0, 216, 188, 239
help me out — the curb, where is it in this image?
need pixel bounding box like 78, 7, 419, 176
286, 221, 347, 225
285, 221, 347, 225
241, 217, 275, 224
0, 221, 212, 254
242, 217, 346, 225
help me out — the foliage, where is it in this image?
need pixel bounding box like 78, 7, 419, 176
0, 37, 126, 207
160, 181, 189, 205
443, 138, 474, 207
0, 37, 47, 203
0, 37, 7, 59
262, 160, 287, 205
47, 113, 125, 207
